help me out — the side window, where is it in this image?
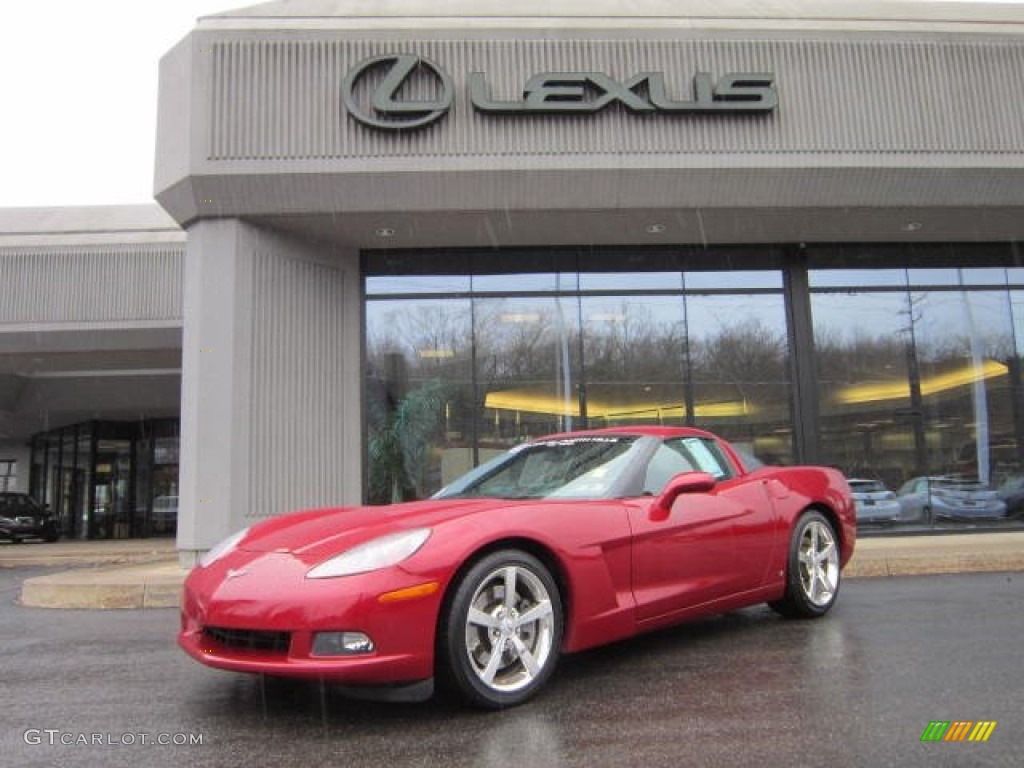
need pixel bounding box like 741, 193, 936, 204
643, 437, 735, 494
643, 446, 696, 495
669, 438, 734, 480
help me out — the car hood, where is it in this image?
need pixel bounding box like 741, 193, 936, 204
236, 497, 524, 562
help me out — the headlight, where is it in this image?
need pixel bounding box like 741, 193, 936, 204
198, 527, 249, 568
307, 528, 432, 579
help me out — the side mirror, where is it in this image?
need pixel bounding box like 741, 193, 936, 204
651, 471, 717, 519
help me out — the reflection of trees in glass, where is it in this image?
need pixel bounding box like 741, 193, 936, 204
814, 329, 907, 386
692, 318, 786, 390
475, 302, 562, 383
367, 302, 471, 364
584, 301, 684, 382
913, 293, 1015, 365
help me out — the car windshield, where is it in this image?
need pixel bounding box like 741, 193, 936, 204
850, 480, 886, 493
434, 436, 642, 500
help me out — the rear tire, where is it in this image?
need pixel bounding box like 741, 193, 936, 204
770, 510, 841, 619
438, 550, 563, 709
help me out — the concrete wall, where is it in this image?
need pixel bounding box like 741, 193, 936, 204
0, 206, 186, 441
155, 16, 1024, 240
177, 219, 362, 563
0, 245, 182, 325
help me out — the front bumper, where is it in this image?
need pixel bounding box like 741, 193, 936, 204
0, 517, 58, 540
179, 549, 444, 686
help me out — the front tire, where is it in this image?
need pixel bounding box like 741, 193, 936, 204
770, 510, 841, 619
438, 550, 563, 709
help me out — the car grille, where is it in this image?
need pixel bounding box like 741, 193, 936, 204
202, 626, 291, 654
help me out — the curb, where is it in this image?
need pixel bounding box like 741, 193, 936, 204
844, 554, 1024, 579
18, 551, 1024, 611
19, 562, 187, 610
0, 541, 176, 570
12, 532, 1024, 610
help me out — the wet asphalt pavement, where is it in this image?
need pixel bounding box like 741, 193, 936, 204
3, 568, 1021, 768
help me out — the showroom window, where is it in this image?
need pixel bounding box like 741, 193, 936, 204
810, 252, 1024, 529
365, 248, 791, 504
365, 243, 1024, 531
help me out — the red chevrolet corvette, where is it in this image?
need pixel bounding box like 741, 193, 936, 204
180, 427, 855, 708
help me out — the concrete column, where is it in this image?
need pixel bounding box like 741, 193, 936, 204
176, 219, 361, 566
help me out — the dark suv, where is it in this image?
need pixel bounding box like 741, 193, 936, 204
0, 493, 59, 543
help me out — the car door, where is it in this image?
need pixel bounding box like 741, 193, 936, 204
629, 437, 776, 622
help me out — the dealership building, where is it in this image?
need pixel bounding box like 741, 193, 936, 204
2, 0, 1024, 562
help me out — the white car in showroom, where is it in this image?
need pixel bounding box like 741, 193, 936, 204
896, 476, 1007, 522
848, 478, 904, 524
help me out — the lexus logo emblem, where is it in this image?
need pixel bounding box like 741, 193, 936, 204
342, 54, 454, 130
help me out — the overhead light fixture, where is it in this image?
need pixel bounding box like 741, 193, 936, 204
901, 221, 923, 232
588, 312, 625, 323
375, 227, 396, 238
418, 348, 455, 359
645, 223, 667, 234
500, 312, 541, 324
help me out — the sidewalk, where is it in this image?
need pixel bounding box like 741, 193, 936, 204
5, 532, 1024, 610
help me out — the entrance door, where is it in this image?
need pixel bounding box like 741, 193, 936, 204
93, 440, 133, 539
57, 467, 83, 539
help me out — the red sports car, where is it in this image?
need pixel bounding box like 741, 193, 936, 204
180, 427, 855, 708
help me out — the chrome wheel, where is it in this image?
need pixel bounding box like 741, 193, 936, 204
797, 519, 839, 608
769, 510, 842, 619
440, 550, 563, 708
464, 564, 556, 693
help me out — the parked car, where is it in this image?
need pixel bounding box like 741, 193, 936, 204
897, 476, 1007, 522
996, 476, 1024, 518
848, 478, 903, 524
0, 493, 60, 543
180, 426, 856, 709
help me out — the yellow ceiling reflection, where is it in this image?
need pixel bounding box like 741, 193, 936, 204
835, 359, 1008, 405
484, 389, 752, 419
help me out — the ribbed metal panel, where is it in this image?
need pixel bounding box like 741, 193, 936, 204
208, 37, 1024, 161
247, 251, 347, 519
0, 246, 183, 324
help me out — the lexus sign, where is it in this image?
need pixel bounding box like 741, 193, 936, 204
342, 54, 777, 131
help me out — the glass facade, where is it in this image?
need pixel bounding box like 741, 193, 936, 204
365, 244, 1024, 531
811, 253, 1024, 528
29, 419, 179, 539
